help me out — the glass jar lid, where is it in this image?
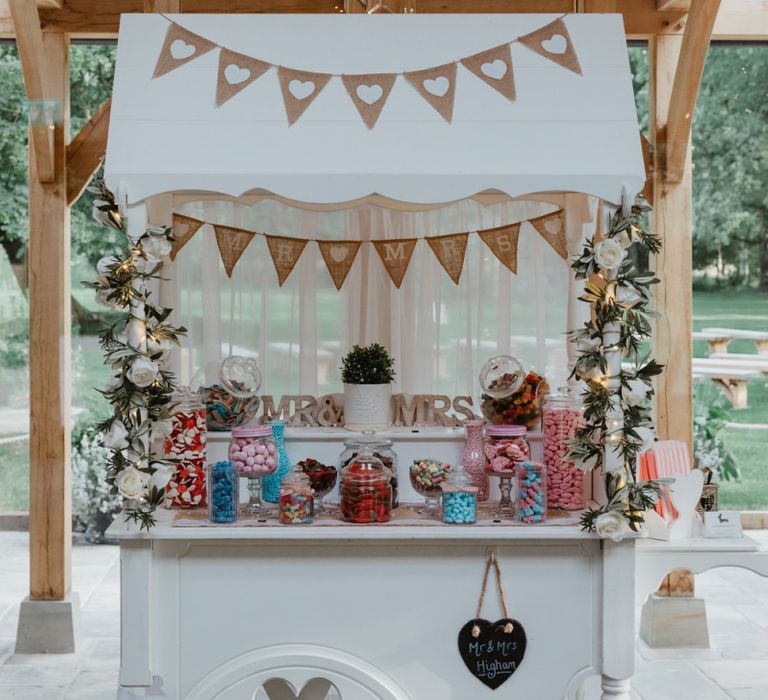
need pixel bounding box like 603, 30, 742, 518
282, 468, 312, 490
342, 444, 390, 483
232, 424, 272, 439
486, 424, 528, 437
172, 386, 204, 411
479, 355, 525, 398
544, 385, 583, 409
444, 463, 473, 487
343, 431, 394, 450
219, 355, 262, 399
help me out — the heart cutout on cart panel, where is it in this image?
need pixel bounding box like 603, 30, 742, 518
481, 59, 508, 80
289, 79, 316, 100
170, 39, 197, 60
261, 677, 341, 699
224, 63, 251, 85
423, 76, 450, 97
457, 617, 527, 690
541, 34, 568, 55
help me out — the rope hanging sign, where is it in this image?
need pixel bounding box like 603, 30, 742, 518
457, 552, 527, 690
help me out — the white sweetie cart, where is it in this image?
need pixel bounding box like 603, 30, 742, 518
106, 12, 646, 700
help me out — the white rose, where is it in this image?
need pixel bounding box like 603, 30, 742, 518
594, 239, 628, 270
576, 335, 601, 352
142, 234, 172, 263
594, 511, 630, 542
623, 378, 650, 407
632, 426, 656, 455
103, 420, 129, 450
147, 335, 175, 356
115, 467, 148, 500
614, 230, 632, 249
149, 466, 174, 493
127, 356, 159, 388
105, 375, 123, 392
96, 255, 119, 276
132, 254, 152, 275
616, 284, 643, 309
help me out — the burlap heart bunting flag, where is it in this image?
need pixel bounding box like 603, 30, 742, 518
170, 214, 206, 261
216, 49, 271, 107
529, 210, 568, 260
461, 44, 516, 102
317, 240, 362, 290
153, 23, 217, 79
266, 234, 309, 286
404, 62, 458, 123
214, 225, 256, 278
278, 67, 332, 126
341, 73, 397, 129
478, 223, 521, 274
427, 233, 469, 285
518, 17, 582, 76
373, 239, 419, 289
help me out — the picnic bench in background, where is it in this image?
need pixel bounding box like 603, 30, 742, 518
691, 358, 761, 409
701, 327, 768, 355
693, 330, 734, 355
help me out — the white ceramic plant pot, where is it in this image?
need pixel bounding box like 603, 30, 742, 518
343, 383, 392, 432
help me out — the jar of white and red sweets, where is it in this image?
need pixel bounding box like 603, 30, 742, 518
340, 446, 392, 524
542, 387, 586, 510
279, 469, 314, 524
164, 388, 207, 508
483, 425, 530, 475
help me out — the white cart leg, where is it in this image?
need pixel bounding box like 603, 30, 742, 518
601, 540, 635, 700
119, 540, 153, 689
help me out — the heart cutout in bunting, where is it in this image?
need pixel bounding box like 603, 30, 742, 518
278, 67, 332, 125
518, 17, 582, 75
214, 225, 256, 278
427, 232, 469, 285
216, 49, 272, 107
457, 618, 527, 690
318, 240, 362, 290
153, 23, 217, 79
404, 62, 458, 123
478, 223, 521, 274
373, 239, 419, 289
342, 73, 397, 129
529, 210, 568, 259
170, 214, 206, 261
461, 44, 516, 102
266, 234, 309, 285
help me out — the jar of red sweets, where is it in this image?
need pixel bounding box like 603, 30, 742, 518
164, 388, 207, 508
340, 445, 392, 524
543, 388, 586, 510
483, 425, 530, 475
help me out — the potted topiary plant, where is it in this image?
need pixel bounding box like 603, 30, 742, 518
341, 343, 396, 431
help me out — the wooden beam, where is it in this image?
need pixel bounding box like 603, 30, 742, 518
28, 30, 71, 601
664, 0, 721, 183
650, 33, 693, 453
66, 98, 111, 206
8, 0, 56, 182
143, 0, 180, 11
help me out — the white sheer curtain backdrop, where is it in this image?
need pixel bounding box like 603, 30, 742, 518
170, 195, 596, 400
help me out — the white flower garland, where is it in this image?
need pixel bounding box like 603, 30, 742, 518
85, 179, 186, 530
567, 197, 665, 537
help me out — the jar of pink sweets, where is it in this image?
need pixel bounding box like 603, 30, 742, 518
543, 388, 586, 510
483, 425, 530, 474
228, 425, 277, 517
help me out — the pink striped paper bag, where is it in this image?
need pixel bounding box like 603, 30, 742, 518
650, 440, 692, 522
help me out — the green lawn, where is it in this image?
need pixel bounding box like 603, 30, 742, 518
693, 289, 768, 509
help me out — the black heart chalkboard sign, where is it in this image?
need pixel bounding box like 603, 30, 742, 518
457, 618, 527, 690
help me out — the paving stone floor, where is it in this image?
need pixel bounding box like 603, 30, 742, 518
1, 531, 768, 699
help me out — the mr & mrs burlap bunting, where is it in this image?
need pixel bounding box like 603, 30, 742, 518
169, 209, 568, 289
153, 16, 582, 129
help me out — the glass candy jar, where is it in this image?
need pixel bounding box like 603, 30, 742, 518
279, 469, 314, 524
340, 446, 392, 524
543, 387, 586, 510
164, 388, 207, 508
479, 355, 549, 429
197, 356, 261, 432
484, 425, 530, 519
516, 462, 547, 524
409, 459, 451, 516
297, 459, 337, 514
339, 433, 399, 509
441, 465, 478, 524
460, 419, 488, 501
208, 461, 238, 523
228, 425, 276, 517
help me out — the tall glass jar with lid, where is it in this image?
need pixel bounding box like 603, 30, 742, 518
164, 387, 207, 508
279, 468, 314, 524
340, 445, 393, 524
484, 425, 530, 519
339, 432, 399, 508
228, 424, 277, 517
441, 464, 478, 524
542, 387, 586, 510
